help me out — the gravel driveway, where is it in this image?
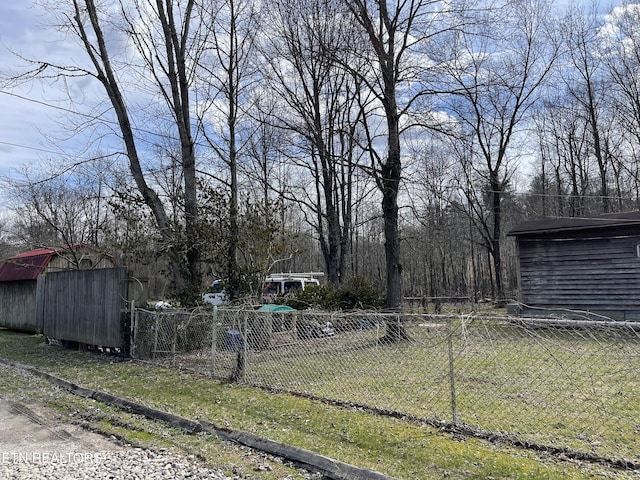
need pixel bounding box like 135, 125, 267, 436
0, 397, 228, 479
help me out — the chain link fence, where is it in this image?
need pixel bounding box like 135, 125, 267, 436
131, 307, 640, 466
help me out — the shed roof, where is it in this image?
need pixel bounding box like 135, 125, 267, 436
0, 245, 114, 282
0, 248, 60, 282
508, 211, 640, 237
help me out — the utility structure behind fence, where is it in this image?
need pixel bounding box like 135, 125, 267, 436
131, 307, 640, 467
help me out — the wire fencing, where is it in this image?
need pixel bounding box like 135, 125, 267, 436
131, 307, 640, 467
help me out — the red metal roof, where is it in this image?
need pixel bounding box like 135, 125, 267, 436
0, 245, 118, 282
0, 248, 59, 282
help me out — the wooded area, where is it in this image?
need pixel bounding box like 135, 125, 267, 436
2, 0, 640, 306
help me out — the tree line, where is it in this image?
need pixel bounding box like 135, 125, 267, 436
2, 0, 640, 314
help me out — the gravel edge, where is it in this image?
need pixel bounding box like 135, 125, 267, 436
0, 358, 396, 480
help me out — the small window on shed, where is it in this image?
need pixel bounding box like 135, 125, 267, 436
80, 258, 94, 269
637, 244, 640, 258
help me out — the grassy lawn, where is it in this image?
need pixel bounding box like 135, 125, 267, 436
225, 319, 640, 463
0, 328, 636, 479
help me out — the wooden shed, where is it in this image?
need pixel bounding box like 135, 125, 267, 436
0, 244, 117, 332
508, 212, 640, 321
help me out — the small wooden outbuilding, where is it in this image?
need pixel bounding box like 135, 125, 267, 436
508, 212, 640, 321
0, 244, 117, 332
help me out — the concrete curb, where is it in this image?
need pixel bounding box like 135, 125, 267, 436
0, 358, 396, 480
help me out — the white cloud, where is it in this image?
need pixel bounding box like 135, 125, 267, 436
0, 2, 75, 172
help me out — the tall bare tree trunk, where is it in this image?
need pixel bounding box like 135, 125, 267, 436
344, 0, 419, 341
74, 0, 190, 292
161, 0, 200, 301
382, 109, 404, 311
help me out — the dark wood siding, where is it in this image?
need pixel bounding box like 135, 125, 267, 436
40, 267, 129, 348
518, 235, 640, 320
0, 281, 40, 332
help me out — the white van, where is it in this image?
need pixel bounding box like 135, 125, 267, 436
262, 272, 323, 302
203, 279, 228, 306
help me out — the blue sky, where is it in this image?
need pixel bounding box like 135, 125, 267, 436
0, 1, 102, 187
0, 0, 616, 187
0, 2, 64, 179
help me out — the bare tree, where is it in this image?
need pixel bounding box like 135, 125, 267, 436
120, 0, 203, 301
196, 0, 260, 300
439, 0, 558, 302
261, 0, 361, 286
7, 160, 110, 267
532, 98, 595, 217
404, 139, 473, 301
342, 0, 459, 319
600, 2, 640, 204
243, 96, 287, 210
9, 0, 204, 301
528, 2, 633, 219
562, 3, 615, 213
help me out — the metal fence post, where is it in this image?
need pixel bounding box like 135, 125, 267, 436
447, 315, 458, 425
242, 312, 248, 382
152, 312, 159, 362
171, 312, 177, 366
130, 300, 136, 358
292, 311, 298, 338
210, 306, 218, 376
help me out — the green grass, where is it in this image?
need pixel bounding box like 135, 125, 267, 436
0, 328, 635, 479
0, 364, 302, 479
228, 319, 640, 462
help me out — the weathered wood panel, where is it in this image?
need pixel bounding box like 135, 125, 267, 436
0, 281, 40, 332
45, 252, 116, 274
41, 267, 128, 348
517, 235, 640, 319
